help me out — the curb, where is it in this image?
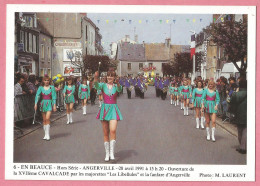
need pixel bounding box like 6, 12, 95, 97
216, 118, 238, 138
14, 106, 82, 141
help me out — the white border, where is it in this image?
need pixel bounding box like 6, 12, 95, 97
6, 5, 256, 181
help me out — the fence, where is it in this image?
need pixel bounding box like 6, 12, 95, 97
14, 90, 65, 122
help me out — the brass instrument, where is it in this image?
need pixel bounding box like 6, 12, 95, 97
128, 85, 134, 91
162, 87, 168, 93
140, 83, 147, 93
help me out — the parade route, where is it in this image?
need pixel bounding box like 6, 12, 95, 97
14, 87, 246, 165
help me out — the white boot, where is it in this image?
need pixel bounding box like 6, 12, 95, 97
171, 99, 173, 105
186, 107, 189, 115
66, 114, 70, 124
200, 117, 205, 129
82, 106, 85, 115
212, 127, 216, 142
174, 100, 177, 106
183, 107, 186, 115
181, 102, 183, 110
70, 112, 73, 123
99, 101, 102, 108
84, 106, 87, 115
206, 127, 210, 141
196, 118, 200, 129
43, 125, 47, 140
45, 124, 50, 141
177, 100, 179, 105
104, 142, 110, 162
109, 140, 116, 160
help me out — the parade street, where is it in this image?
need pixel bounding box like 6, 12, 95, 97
14, 87, 246, 165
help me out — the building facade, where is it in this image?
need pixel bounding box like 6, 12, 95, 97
116, 39, 189, 77
37, 13, 103, 77
39, 33, 52, 77
15, 12, 40, 76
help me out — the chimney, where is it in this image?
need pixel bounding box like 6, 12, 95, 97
165, 38, 171, 47
125, 35, 130, 42
135, 34, 138, 43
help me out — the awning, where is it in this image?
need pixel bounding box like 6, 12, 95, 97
221, 62, 241, 73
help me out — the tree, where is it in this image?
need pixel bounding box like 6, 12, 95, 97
172, 52, 192, 77
162, 63, 174, 76
203, 17, 247, 77
83, 55, 110, 75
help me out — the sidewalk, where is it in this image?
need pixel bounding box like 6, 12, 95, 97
14, 106, 82, 140
216, 116, 238, 137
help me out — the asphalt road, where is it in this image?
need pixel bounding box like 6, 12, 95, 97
14, 86, 246, 164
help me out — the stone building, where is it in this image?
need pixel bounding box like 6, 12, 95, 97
15, 12, 40, 75
37, 13, 103, 77
116, 38, 189, 77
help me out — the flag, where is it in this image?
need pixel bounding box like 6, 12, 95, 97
190, 34, 196, 59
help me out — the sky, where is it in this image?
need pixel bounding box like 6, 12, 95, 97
87, 13, 213, 54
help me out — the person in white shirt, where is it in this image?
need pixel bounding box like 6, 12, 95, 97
14, 76, 26, 96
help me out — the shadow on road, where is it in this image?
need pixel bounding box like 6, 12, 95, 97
51, 132, 71, 139
113, 150, 138, 163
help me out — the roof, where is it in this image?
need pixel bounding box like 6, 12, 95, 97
145, 44, 190, 61
145, 43, 170, 61
117, 42, 146, 62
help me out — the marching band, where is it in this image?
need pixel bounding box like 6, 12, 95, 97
35, 72, 223, 161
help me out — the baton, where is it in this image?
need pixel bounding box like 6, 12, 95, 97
32, 109, 37, 124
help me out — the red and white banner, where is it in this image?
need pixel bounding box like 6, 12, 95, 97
190, 34, 196, 59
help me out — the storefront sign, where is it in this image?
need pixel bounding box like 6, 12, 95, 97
63, 64, 81, 76
54, 42, 81, 47
63, 49, 82, 62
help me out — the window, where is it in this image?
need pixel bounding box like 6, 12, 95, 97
48, 69, 51, 77
44, 69, 48, 76
128, 63, 131, 70
24, 32, 28, 51
91, 33, 93, 46
28, 33, 32, 52
41, 44, 44, 60
33, 35, 36, 53
24, 16, 34, 27
139, 63, 143, 69
47, 46, 50, 62
86, 26, 88, 40
20, 31, 24, 44
40, 69, 44, 77
149, 63, 153, 68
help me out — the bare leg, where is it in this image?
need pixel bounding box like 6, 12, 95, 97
45, 111, 52, 124
109, 120, 118, 141
102, 121, 109, 142
66, 103, 70, 114
42, 112, 46, 125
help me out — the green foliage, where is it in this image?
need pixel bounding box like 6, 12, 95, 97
203, 18, 247, 76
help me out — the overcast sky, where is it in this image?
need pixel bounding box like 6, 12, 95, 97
87, 13, 213, 54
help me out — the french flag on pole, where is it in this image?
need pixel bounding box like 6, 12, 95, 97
190, 34, 196, 59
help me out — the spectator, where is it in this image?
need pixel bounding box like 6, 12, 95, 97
228, 77, 238, 96
35, 76, 41, 89
220, 77, 228, 120
230, 78, 247, 154
14, 76, 26, 96
21, 73, 30, 94
26, 74, 37, 94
